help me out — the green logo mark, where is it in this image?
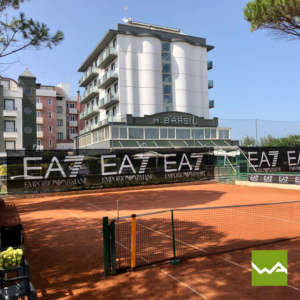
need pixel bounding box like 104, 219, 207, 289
252, 250, 287, 286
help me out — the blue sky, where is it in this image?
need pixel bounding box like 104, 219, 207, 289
2, 0, 300, 139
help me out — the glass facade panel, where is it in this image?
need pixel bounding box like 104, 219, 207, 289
129, 127, 143, 139
176, 128, 190, 139
205, 128, 211, 139
168, 128, 175, 139
145, 128, 159, 139
120, 127, 127, 139
160, 128, 168, 139
211, 128, 216, 138
224, 130, 229, 139
112, 127, 119, 139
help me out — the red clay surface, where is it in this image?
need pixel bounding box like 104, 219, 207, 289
1, 183, 300, 300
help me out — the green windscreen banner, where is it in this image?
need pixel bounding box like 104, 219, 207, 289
5, 148, 214, 194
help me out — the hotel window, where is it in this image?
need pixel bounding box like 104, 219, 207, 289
5, 141, 15, 150
4, 99, 14, 110
37, 139, 41, 146
36, 111, 41, 118
71, 128, 76, 134
95, 116, 98, 124
67, 116, 69, 122
70, 115, 75, 121
5, 121, 15, 132
112, 127, 119, 139
176, 128, 190, 139
192, 128, 204, 139
111, 62, 115, 70
57, 119, 63, 126
120, 127, 127, 139
67, 128, 69, 134
205, 128, 211, 139
56, 106, 63, 113
49, 139, 53, 147
36, 97, 40, 103
145, 128, 159, 139
129, 127, 143, 139
57, 132, 63, 139
113, 38, 117, 48
66, 103, 69, 109
70, 103, 75, 108
48, 98, 52, 105
48, 112, 52, 119
160, 128, 175, 139
114, 82, 118, 93
49, 125, 52, 133
36, 125, 41, 132
219, 130, 229, 139
113, 106, 116, 116
94, 79, 97, 86
211, 128, 217, 139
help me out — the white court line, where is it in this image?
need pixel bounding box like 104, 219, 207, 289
89, 203, 300, 293
63, 204, 207, 299
62, 206, 102, 234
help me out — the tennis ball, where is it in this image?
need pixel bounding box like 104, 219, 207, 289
17, 256, 22, 261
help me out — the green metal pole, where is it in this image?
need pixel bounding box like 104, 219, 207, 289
103, 217, 110, 277
110, 220, 117, 274
170, 210, 180, 265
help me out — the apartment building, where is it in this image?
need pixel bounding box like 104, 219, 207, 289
0, 69, 80, 152
77, 20, 231, 149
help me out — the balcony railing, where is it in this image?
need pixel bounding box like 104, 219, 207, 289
97, 70, 118, 90
4, 128, 17, 139
98, 47, 118, 69
99, 116, 121, 127
80, 86, 99, 104
208, 80, 214, 89
79, 105, 99, 120
70, 133, 78, 139
69, 108, 78, 114
69, 121, 78, 127
3, 107, 17, 117
36, 117, 43, 124
207, 61, 213, 70
36, 103, 43, 110
209, 100, 214, 109
98, 93, 119, 110
79, 67, 99, 87
37, 131, 43, 138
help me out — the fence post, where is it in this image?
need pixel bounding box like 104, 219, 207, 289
110, 220, 117, 274
131, 214, 137, 270
170, 210, 180, 265
103, 217, 110, 277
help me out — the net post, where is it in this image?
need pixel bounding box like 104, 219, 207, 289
103, 216, 110, 277
131, 214, 137, 270
110, 220, 117, 274
170, 210, 180, 265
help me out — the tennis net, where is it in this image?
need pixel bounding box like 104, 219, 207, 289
107, 200, 300, 272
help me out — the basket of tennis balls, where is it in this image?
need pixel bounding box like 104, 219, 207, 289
0, 247, 23, 269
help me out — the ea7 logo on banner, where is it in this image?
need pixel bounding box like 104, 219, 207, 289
24, 156, 84, 179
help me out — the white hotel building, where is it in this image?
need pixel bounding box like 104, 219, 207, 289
75, 20, 232, 149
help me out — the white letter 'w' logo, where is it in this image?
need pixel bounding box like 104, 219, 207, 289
252, 262, 287, 274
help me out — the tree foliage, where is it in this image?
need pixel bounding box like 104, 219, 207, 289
243, 0, 300, 41
260, 134, 274, 146
241, 135, 257, 146
0, 0, 64, 62
260, 134, 300, 146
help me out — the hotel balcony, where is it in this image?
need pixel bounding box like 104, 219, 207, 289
36, 117, 43, 124
37, 145, 44, 150
98, 47, 118, 69
69, 108, 78, 114
98, 93, 119, 110
90, 123, 100, 131
70, 133, 78, 139
97, 70, 118, 90
99, 116, 121, 127
209, 100, 214, 109
79, 67, 99, 88
79, 105, 99, 121
36, 103, 43, 110
207, 61, 213, 70
37, 131, 43, 138
69, 121, 78, 127
80, 86, 99, 104
4, 129, 18, 139
80, 126, 91, 135
3, 107, 17, 117
208, 80, 214, 89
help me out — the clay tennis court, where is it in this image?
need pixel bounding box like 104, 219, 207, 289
1, 183, 300, 299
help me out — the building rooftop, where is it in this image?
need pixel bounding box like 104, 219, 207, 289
19, 68, 36, 79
